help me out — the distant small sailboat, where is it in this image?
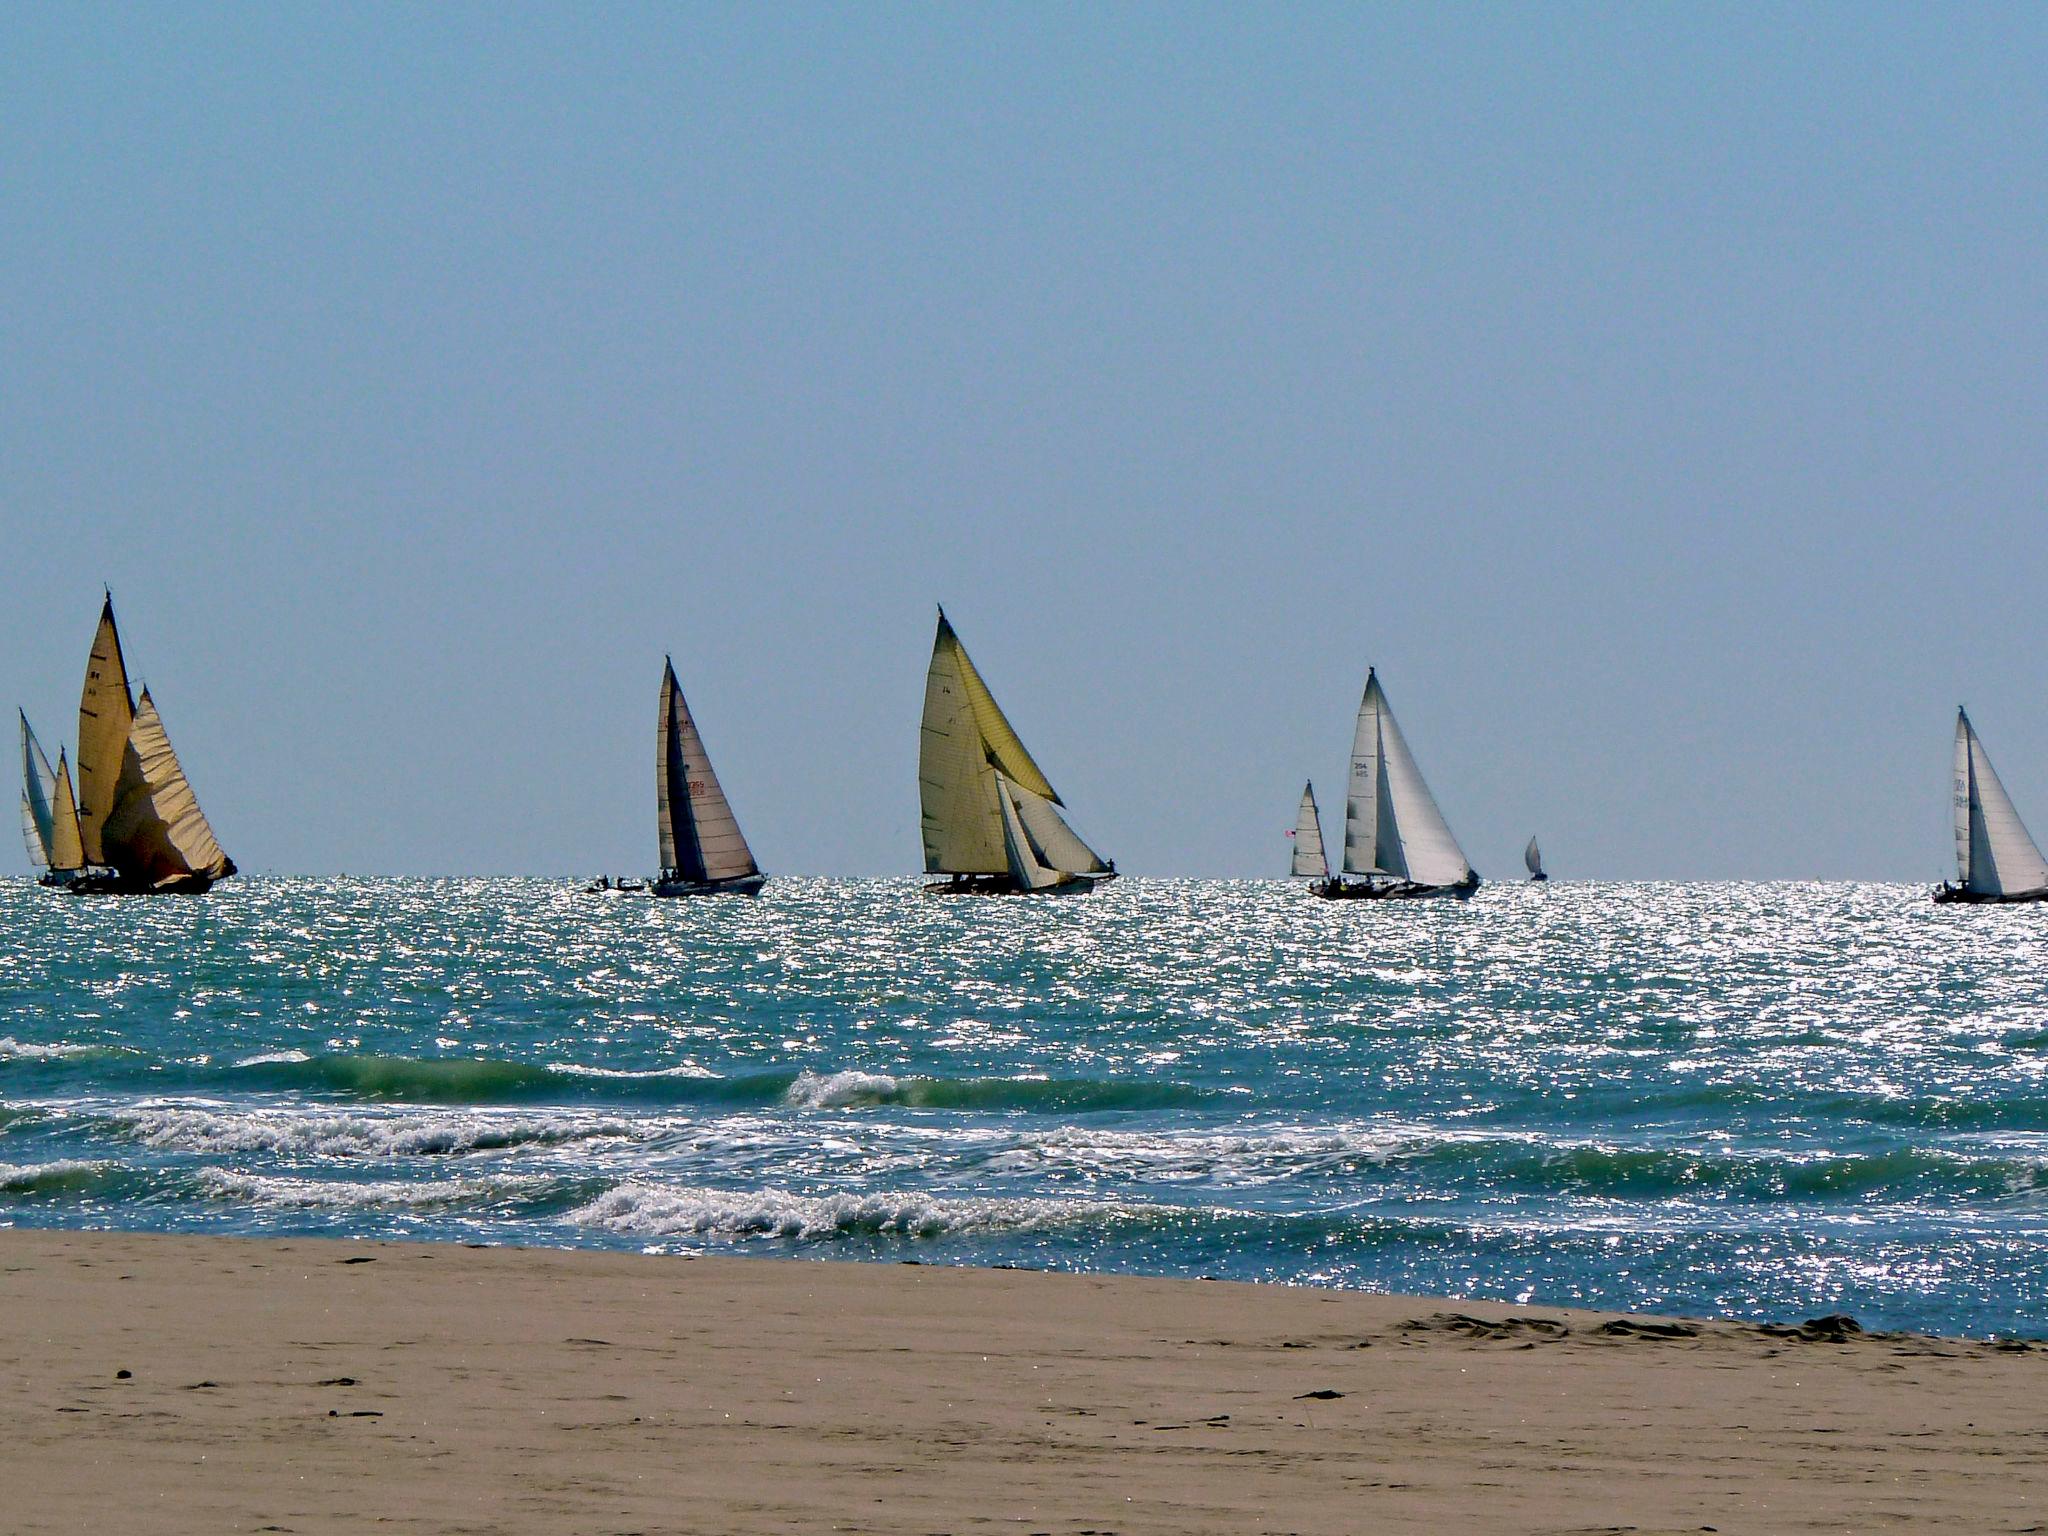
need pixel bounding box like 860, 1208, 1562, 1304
26, 595, 235, 895
1524, 836, 1547, 882
1935, 708, 2048, 904
1289, 781, 1329, 879
1313, 668, 1478, 900
919, 608, 1115, 895
649, 657, 765, 897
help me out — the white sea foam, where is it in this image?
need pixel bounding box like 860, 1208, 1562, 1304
117, 1104, 634, 1159
233, 1049, 312, 1066
194, 1167, 560, 1209
784, 1069, 901, 1109
566, 1180, 1150, 1240
0, 1037, 107, 1061
551, 1062, 721, 1080
0, 1159, 106, 1189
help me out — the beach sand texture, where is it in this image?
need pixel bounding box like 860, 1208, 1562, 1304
3, 1229, 2043, 1534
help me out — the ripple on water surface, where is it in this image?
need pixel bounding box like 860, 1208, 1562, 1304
3, 877, 2048, 1335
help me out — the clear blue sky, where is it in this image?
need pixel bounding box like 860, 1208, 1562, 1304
6, 4, 2046, 878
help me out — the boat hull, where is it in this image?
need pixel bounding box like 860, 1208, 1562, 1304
45, 867, 224, 896
1933, 883, 2048, 905
1311, 873, 1480, 902
651, 873, 767, 899
923, 871, 1118, 897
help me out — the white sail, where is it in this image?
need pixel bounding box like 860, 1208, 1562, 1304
20, 711, 58, 869
1341, 670, 1471, 887
1291, 781, 1328, 878
657, 659, 759, 884
1524, 836, 1544, 878
995, 772, 1067, 890
1008, 781, 1109, 875
1953, 709, 2048, 896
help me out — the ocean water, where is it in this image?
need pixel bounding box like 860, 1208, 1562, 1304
4, 876, 2047, 1337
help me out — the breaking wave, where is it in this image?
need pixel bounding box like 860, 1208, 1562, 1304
566, 1180, 1167, 1241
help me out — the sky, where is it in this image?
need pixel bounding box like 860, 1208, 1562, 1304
5, 3, 2047, 879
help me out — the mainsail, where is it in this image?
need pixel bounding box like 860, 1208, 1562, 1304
918, 610, 1108, 881
48, 752, 84, 872
1524, 836, 1544, 878
656, 658, 760, 884
1291, 781, 1328, 878
74, 595, 135, 867
1952, 709, 2048, 897
1340, 669, 1472, 888
20, 712, 59, 870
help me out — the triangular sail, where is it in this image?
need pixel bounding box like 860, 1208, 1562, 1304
1291, 781, 1328, 878
1524, 836, 1544, 877
48, 752, 84, 871
920, 611, 1095, 877
656, 659, 758, 884
75, 596, 135, 867
1341, 670, 1471, 887
19, 712, 59, 869
98, 690, 234, 888
995, 772, 1066, 890
1954, 710, 2048, 896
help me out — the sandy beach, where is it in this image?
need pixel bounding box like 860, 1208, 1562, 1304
0, 1230, 2041, 1533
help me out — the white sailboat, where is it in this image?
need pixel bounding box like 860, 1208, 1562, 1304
31, 595, 235, 895
1314, 668, 1479, 900
919, 608, 1115, 895
1524, 836, 1547, 882
19, 711, 84, 885
648, 657, 765, 896
1289, 781, 1329, 878
1936, 708, 2048, 904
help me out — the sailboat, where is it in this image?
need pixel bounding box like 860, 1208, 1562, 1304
1935, 708, 2048, 904
1289, 781, 1329, 879
1524, 836, 1547, 882
19, 712, 85, 887
918, 608, 1115, 895
1313, 668, 1479, 900
647, 657, 765, 897
25, 595, 236, 895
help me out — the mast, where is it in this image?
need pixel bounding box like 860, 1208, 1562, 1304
656, 658, 758, 884
1291, 781, 1328, 878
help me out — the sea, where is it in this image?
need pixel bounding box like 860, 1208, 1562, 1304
5, 876, 2048, 1338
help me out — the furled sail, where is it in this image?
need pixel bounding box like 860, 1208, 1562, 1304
918, 610, 1108, 881
656, 658, 759, 884
20, 711, 59, 869
97, 690, 235, 888
1340, 669, 1472, 888
74, 596, 135, 867
1291, 781, 1328, 878
1524, 836, 1544, 878
1953, 709, 2048, 897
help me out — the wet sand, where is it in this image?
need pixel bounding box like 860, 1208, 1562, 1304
3, 1228, 2043, 1534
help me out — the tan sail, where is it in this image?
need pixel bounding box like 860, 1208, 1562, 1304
48, 751, 84, 872
98, 690, 234, 889
74, 596, 135, 866
656, 659, 759, 884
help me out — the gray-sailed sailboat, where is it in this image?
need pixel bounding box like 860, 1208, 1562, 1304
651, 657, 765, 897
1290, 781, 1329, 879
1313, 668, 1479, 900
1525, 836, 1547, 882
1936, 707, 2048, 904
919, 609, 1115, 894
22, 596, 235, 894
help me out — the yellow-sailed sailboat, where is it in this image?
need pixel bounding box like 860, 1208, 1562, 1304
19, 595, 235, 895
917, 609, 1115, 895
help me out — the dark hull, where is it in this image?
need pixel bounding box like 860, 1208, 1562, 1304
1933, 883, 2048, 905
923, 871, 1118, 897
1528, 873, 1549, 883
651, 873, 767, 898
45, 868, 223, 896
1311, 873, 1480, 902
